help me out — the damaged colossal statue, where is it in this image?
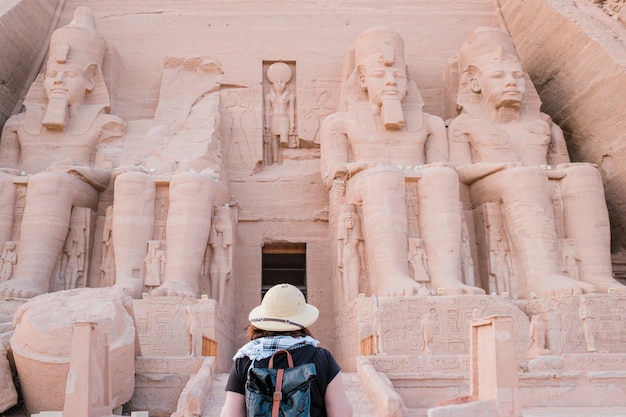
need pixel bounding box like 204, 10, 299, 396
111, 56, 229, 299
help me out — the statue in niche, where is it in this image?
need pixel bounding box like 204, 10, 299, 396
487, 226, 512, 295
421, 312, 436, 354
208, 205, 233, 303
578, 297, 598, 353
408, 237, 429, 283
264, 62, 296, 165
302, 90, 335, 145
144, 240, 166, 287
61, 223, 86, 289
112, 56, 228, 299
0, 7, 124, 298
320, 26, 483, 296
337, 204, 365, 304
560, 238, 581, 281
527, 314, 550, 359
99, 205, 115, 287
448, 27, 625, 298
0, 241, 17, 282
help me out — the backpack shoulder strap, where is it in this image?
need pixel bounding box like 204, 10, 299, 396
269, 350, 293, 417
267, 347, 317, 417
273, 366, 284, 417
269, 349, 294, 369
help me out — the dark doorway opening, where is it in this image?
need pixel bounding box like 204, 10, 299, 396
262, 243, 306, 298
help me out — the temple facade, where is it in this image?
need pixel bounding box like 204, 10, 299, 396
1, 1, 626, 416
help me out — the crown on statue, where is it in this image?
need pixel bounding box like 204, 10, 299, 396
458, 27, 520, 74
47, 7, 106, 70
266, 62, 292, 84
355, 26, 405, 67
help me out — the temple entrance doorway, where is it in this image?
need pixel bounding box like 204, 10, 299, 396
261, 243, 307, 298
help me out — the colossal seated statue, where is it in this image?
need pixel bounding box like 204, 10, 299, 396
111, 56, 229, 299
320, 27, 483, 297
448, 27, 625, 298
0, 7, 123, 298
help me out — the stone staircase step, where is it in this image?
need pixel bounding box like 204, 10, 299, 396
523, 407, 626, 416
202, 373, 228, 417
342, 372, 379, 417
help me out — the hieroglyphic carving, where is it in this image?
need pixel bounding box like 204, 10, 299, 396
405, 179, 420, 239
134, 297, 218, 356
0, 241, 17, 282
522, 295, 626, 354
153, 183, 169, 241
550, 179, 565, 239
372, 355, 470, 374
100, 205, 115, 288
223, 88, 256, 172
563, 354, 626, 371
11, 180, 27, 241
298, 80, 337, 146
339, 295, 529, 362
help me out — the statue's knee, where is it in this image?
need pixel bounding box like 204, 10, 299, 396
420, 166, 459, 190
27, 172, 71, 196
170, 172, 215, 196
115, 172, 154, 195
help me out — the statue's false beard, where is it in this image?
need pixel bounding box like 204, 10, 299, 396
42, 96, 69, 130
380, 98, 405, 130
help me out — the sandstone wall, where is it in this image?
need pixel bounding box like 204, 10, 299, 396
0, 0, 62, 128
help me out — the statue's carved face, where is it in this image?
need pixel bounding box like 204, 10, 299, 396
43, 62, 95, 106
472, 59, 526, 109
344, 216, 356, 228
272, 79, 286, 94
358, 57, 408, 108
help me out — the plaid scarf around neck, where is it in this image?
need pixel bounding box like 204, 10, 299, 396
233, 335, 320, 362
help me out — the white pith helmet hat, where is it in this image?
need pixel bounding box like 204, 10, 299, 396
248, 283, 319, 331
